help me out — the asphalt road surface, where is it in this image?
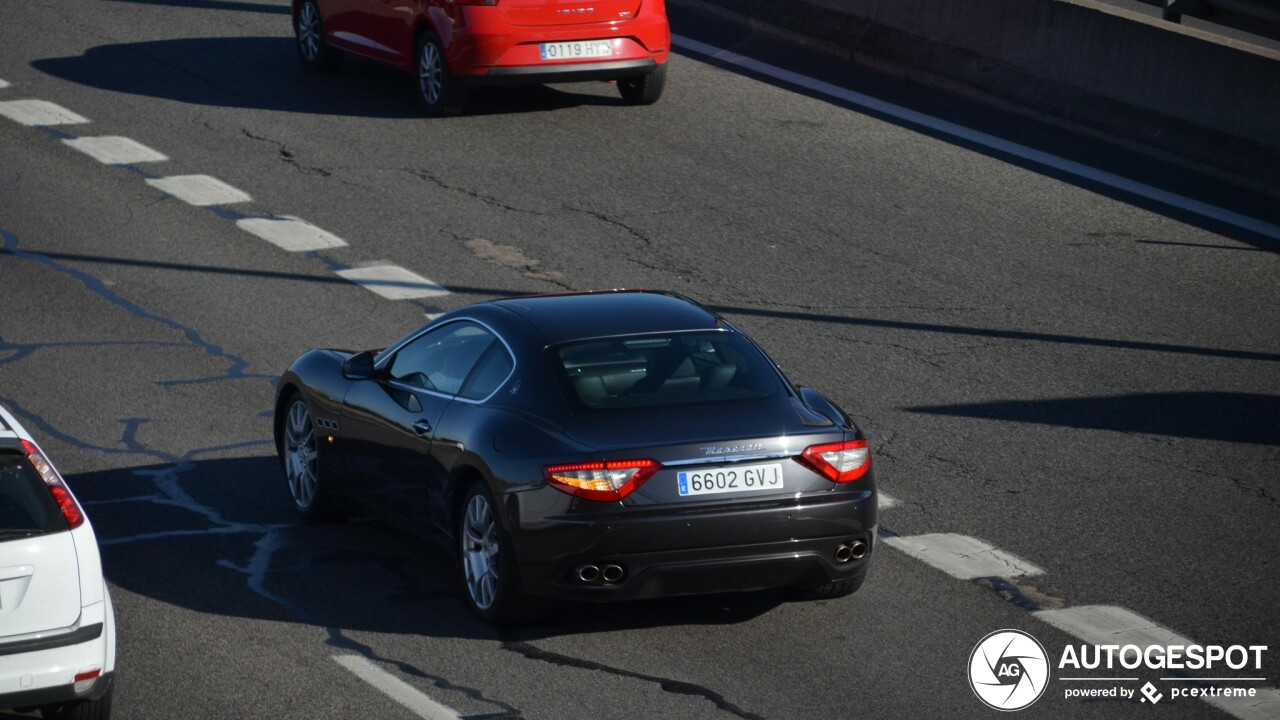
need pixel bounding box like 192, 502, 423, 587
1, 1, 1278, 718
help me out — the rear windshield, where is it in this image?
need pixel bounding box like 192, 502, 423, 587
552, 331, 786, 411
0, 452, 63, 539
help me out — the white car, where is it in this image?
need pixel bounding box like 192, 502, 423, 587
0, 405, 116, 719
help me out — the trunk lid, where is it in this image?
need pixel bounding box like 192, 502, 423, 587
0, 532, 83, 637
498, 0, 643, 27
560, 398, 849, 507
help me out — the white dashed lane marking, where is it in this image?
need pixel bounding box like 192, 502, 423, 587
1037, 606, 1280, 720
147, 174, 251, 206
336, 264, 450, 300
883, 532, 1044, 579
0, 79, 10, 89
0, 99, 89, 126
333, 655, 461, 720
236, 216, 347, 252
878, 491, 898, 510
64, 136, 168, 165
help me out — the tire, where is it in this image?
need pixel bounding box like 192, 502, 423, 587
279, 394, 337, 521
618, 63, 667, 106
458, 483, 546, 624
41, 683, 113, 720
792, 564, 868, 601
295, 0, 343, 73
415, 29, 467, 117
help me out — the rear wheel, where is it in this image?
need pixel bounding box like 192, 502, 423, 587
295, 0, 342, 73
280, 395, 336, 521
792, 565, 868, 601
618, 63, 666, 106
41, 683, 113, 720
416, 29, 467, 117
458, 483, 547, 623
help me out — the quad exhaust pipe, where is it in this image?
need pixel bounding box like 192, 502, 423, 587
575, 563, 626, 583
835, 540, 869, 564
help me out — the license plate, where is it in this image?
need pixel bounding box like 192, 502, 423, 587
677, 463, 784, 497
539, 40, 613, 61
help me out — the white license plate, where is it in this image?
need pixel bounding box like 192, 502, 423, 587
677, 463, 784, 497
539, 40, 613, 61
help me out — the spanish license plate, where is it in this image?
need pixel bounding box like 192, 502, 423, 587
677, 463, 783, 497
539, 40, 613, 61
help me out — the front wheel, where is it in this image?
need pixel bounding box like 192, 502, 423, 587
416, 30, 467, 117
295, 0, 342, 73
279, 395, 336, 521
618, 63, 667, 106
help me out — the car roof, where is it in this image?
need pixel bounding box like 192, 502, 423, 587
487, 290, 725, 345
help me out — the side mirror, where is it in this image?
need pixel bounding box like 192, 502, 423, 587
342, 350, 377, 380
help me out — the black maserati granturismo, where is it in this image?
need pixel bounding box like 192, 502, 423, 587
274, 290, 878, 622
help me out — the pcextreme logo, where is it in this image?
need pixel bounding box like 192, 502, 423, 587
968, 629, 1051, 711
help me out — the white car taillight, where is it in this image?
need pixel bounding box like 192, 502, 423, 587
22, 439, 85, 528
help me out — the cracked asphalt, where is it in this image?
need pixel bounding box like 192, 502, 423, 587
1, 0, 1278, 718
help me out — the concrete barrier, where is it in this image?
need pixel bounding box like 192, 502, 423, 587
672, 0, 1280, 188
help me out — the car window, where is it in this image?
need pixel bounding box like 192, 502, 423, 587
551, 331, 785, 410
388, 321, 496, 396
458, 343, 515, 401
0, 452, 63, 537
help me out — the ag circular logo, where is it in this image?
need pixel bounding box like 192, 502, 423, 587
968, 629, 1050, 711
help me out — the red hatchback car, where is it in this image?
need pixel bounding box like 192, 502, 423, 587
293, 0, 670, 115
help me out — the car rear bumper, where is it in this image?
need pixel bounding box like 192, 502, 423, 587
0, 673, 113, 711
509, 486, 878, 600
450, 7, 669, 81
463, 58, 658, 86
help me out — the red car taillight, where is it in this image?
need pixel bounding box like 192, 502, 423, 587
21, 439, 84, 529
797, 439, 871, 484
543, 459, 661, 502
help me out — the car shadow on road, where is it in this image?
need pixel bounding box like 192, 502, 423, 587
32, 37, 626, 119
66, 456, 784, 646
907, 391, 1280, 446
104, 0, 291, 14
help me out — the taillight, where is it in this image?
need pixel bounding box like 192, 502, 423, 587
543, 459, 660, 502
21, 439, 85, 528
458, 0, 497, 5
797, 439, 871, 483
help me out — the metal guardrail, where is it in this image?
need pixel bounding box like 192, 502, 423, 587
1161, 0, 1280, 37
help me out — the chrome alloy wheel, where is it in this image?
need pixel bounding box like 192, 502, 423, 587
297, 3, 321, 62
418, 41, 443, 106
284, 400, 318, 510
461, 492, 500, 610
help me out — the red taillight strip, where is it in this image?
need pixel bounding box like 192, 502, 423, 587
796, 439, 871, 484
543, 459, 661, 502
21, 438, 85, 529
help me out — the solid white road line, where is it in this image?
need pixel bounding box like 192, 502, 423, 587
1036, 605, 1280, 720
236, 216, 347, 252
883, 532, 1044, 579
336, 264, 450, 300
147, 174, 251, 206
0, 99, 89, 126
332, 655, 462, 720
672, 35, 1280, 242
64, 136, 168, 165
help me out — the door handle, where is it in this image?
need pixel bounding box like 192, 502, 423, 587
412, 419, 432, 437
